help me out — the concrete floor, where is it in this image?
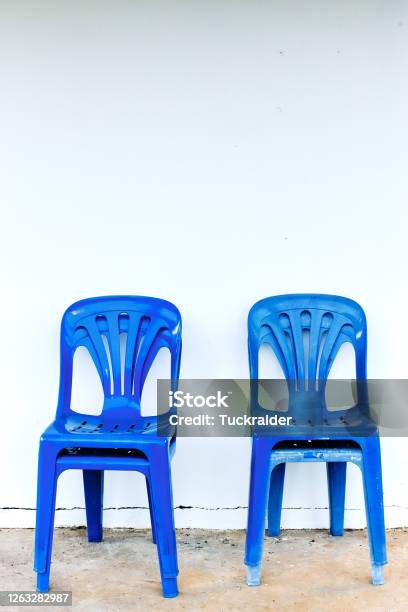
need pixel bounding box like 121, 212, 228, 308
1, 528, 407, 611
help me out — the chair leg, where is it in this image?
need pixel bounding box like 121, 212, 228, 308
148, 446, 178, 598
244, 437, 272, 586
145, 476, 156, 544
34, 442, 59, 592
267, 462, 286, 537
83, 470, 104, 543
326, 461, 347, 536
360, 437, 387, 585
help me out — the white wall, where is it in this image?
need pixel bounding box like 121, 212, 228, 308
1, 1, 408, 530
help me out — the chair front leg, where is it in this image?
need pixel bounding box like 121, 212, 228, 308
360, 437, 387, 585
245, 437, 272, 586
34, 441, 59, 592
148, 444, 178, 598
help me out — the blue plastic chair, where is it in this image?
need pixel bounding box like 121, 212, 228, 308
34, 296, 182, 598
245, 294, 387, 587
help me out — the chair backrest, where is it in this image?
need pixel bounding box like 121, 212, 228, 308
248, 294, 367, 393
57, 296, 182, 419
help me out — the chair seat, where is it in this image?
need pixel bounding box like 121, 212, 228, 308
40, 416, 176, 449
250, 406, 378, 438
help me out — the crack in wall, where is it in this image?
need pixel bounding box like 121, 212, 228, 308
3, 504, 408, 511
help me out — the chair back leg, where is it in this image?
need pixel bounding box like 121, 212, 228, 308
327, 461, 347, 536
267, 462, 286, 537
145, 476, 157, 543
83, 470, 104, 543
